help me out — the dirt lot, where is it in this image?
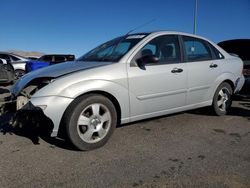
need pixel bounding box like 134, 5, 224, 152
0, 86, 250, 188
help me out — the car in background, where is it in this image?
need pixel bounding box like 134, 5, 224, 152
0, 52, 31, 79
0, 58, 15, 85
12, 31, 244, 151
218, 39, 250, 96
25, 54, 75, 73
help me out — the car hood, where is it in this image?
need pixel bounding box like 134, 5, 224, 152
11, 61, 113, 96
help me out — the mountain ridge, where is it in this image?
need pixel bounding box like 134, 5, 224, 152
6, 50, 44, 57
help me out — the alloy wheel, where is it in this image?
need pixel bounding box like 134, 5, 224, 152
76, 103, 111, 144
216, 87, 230, 112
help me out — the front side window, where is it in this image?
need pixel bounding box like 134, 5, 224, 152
135, 35, 181, 65
78, 34, 148, 62
183, 36, 212, 62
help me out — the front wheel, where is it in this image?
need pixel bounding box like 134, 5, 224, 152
63, 94, 117, 151
212, 82, 233, 116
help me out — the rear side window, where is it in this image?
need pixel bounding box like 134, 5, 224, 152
183, 36, 212, 62
41, 56, 53, 62
55, 56, 66, 62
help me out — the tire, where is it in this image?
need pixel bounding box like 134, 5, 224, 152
15, 69, 25, 79
212, 82, 233, 116
63, 94, 117, 151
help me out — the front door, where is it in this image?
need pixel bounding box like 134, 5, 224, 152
127, 35, 188, 121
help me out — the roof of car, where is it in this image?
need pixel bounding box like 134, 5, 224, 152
129, 30, 211, 41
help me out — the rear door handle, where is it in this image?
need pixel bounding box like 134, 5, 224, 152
209, 63, 218, 68
171, 68, 183, 73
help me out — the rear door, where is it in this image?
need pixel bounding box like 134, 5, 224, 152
181, 36, 222, 105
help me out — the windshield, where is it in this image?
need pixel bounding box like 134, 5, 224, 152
78, 34, 148, 62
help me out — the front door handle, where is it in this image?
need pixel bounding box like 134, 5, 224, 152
209, 63, 218, 68
171, 68, 183, 73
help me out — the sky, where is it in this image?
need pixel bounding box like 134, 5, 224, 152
1, 0, 250, 57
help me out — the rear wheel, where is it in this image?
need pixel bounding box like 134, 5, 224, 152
63, 94, 117, 151
212, 82, 232, 116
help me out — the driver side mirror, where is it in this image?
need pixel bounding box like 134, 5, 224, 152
136, 55, 159, 66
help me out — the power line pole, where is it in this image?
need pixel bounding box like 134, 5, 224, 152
193, 0, 198, 34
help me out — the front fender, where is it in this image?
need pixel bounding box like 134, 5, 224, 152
65, 79, 130, 123
34, 79, 130, 123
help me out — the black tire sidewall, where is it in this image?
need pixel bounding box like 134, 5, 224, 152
64, 94, 117, 151
212, 82, 232, 116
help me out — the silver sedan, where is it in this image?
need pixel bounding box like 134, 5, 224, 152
11, 31, 245, 150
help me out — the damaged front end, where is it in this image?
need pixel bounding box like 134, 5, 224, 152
15, 77, 55, 110
10, 77, 55, 139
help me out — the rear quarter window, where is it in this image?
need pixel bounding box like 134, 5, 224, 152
208, 44, 224, 59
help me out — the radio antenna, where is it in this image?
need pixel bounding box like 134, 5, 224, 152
126, 18, 156, 35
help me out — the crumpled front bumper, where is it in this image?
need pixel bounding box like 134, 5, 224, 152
21, 95, 73, 137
